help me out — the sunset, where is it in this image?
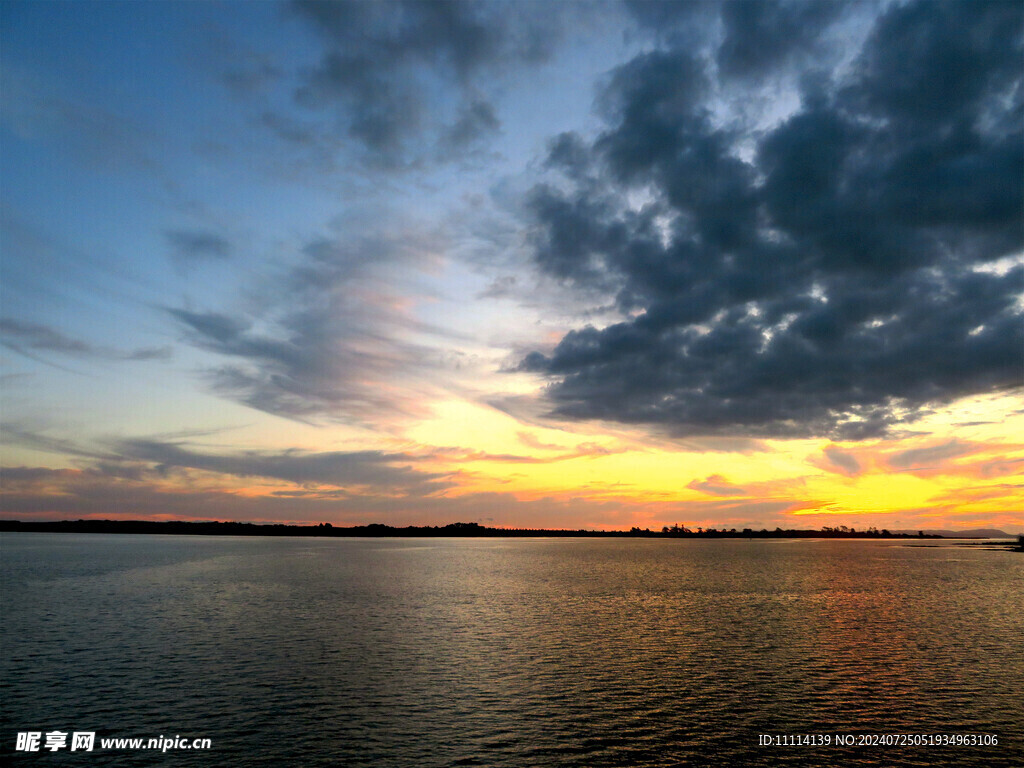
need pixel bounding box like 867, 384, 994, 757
2, 2, 1022, 765
2, 1, 1021, 535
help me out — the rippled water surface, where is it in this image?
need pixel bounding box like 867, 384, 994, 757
2, 534, 1022, 766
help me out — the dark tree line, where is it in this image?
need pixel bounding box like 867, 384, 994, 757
0, 519, 941, 539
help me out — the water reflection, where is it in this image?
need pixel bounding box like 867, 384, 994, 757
1, 535, 1021, 766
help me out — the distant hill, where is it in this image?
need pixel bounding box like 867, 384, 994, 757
894, 528, 1018, 538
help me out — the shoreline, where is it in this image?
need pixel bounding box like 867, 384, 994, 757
0, 519, 966, 540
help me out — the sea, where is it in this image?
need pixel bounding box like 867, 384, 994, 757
1, 534, 1021, 767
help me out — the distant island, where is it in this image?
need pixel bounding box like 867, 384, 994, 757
0, 519, 981, 539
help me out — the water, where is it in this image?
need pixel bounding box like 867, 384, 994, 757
1, 534, 1021, 766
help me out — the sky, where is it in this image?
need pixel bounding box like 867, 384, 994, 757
1, 0, 1022, 533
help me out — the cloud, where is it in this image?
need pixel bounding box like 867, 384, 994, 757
520, 1, 1023, 440
0, 464, 632, 529
806, 436, 1024, 480
626, 0, 849, 80
437, 99, 501, 159
517, 431, 564, 451
675, 436, 772, 454
113, 438, 452, 495
166, 227, 455, 424
477, 275, 519, 300
921, 482, 1024, 520
0, 318, 171, 363
0, 428, 456, 498
686, 474, 747, 497
0, 466, 331, 523
0, 461, 805, 531
1, 318, 93, 356
282, 0, 563, 166
978, 456, 1024, 479
663, 497, 798, 524
165, 229, 231, 263
0, 64, 159, 173
422, 440, 621, 465
816, 446, 863, 477
6, 456, 1017, 531
887, 439, 977, 471
715, 1, 848, 79
0, 423, 112, 461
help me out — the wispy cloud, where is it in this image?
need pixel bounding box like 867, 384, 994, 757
812, 445, 864, 477
0, 318, 171, 364
686, 474, 748, 497
166, 227, 457, 424
0, 423, 112, 460
881, 438, 1024, 480
420, 441, 622, 465
0, 63, 160, 173
165, 229, 231, 264
887, 439, 977, 471
113, 438, 453, 496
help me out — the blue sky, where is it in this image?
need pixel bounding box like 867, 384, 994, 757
2, 1, 1022, 532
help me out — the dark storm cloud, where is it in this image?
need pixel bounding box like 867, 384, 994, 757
625, 0, 847, 78
521, 0, 1023, 439
286, 0, 561, 165
165, 229, 231, 263
0, 318, 171, 363
846, 0, 1022, 129
717, 1, 847, 78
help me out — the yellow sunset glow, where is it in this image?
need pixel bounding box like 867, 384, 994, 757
380, 388, 1023, 530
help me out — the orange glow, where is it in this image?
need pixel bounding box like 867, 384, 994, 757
3, 389, 1022, 532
